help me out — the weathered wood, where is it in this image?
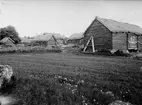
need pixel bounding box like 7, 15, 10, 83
84, 19, 112, 51
91, 36, 95, 52
137, 35, 139, 50
67, 39, 82, 45
83, 36, 92, 52
83, 18, 142, 52
139, 36, 142, 51
126, 33, 128, 50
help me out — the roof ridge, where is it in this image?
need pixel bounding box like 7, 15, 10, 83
95, 17, 142, 35
97, 17, 140, 27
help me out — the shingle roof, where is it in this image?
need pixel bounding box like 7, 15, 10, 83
96, 17, 142, 35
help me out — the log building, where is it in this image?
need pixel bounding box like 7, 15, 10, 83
83, 17, 142, 53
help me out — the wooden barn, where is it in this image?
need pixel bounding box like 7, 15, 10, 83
55, 38, 65, 45
46, 35, 61, 49
30, 40, 47, 47
67, 38, 83, 45
83, 17, 142, 53
67, 33, 83, 45
0, 37, 15, 48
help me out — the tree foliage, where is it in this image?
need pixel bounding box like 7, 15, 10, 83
0, 25, 21, 44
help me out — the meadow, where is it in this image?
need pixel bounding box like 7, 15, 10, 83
0, 53, 142, 105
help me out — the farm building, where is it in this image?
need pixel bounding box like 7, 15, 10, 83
0, 37, 15, 48
83, 17, 142, 53
30, 40, 47, 47
46, 35, 61, 49
55, 38, 66, 45
34, 33, 65, 45
20, 37, 34, 46
67, 33, 84, 45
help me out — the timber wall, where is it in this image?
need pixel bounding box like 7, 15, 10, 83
112, 33, 127, 51
139, 36, 142, 51
84, 20, 112, 51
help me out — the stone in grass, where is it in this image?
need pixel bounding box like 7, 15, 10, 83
0, 65, 13, 89
140, 67, 142, 72
109, 100, 132, 105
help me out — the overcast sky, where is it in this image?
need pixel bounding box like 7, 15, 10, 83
0, 0, 142, 37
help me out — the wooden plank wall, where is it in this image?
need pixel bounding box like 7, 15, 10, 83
112, 33, 142, 52
128, 33, 137, 50
139, 35, 142, 51
112, 33, 127, 51
84, 19, 112, 51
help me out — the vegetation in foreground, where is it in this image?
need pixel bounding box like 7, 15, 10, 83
0, 53, 142, 105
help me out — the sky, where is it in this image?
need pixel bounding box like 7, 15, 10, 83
0, 0, 142, 37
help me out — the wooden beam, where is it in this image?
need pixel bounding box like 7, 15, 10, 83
83, 36, 92, 52
126, 33, 128, 50
137, 35, 139, 51
91, 36, 95, 52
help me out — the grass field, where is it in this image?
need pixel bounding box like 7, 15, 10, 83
0, 53, 142, 105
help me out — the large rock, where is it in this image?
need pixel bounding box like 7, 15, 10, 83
0, 65, 13, 88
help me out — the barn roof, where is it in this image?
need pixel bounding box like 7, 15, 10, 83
69, 33, 83, 40
0, 37, 15, 44
47, 35, 60, 45
34, 33, 64, 41
96, 17, 142, 35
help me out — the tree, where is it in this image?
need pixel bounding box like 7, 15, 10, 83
0, 25, 21, 44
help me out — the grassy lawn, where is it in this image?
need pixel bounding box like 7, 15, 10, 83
0, 53, 142, 105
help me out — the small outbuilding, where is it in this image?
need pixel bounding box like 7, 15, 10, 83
67, 33, 84, 45
46, 35, 61, 49
0, 37, 15, 48
83, 17, 142, 53
30, 40, 47, 47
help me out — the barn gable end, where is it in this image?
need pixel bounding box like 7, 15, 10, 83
84, 17, 112, 52
46, 35, 61, 50
47, 35, 58, 46
0, 37, 15, 47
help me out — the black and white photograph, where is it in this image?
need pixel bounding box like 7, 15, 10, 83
0, 0, 141, 105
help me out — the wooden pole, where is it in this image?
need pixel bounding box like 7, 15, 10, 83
137, 35, 139, 51
91, 36, 95, 52
126, 33, 128, 51
83, 36, 92, 52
